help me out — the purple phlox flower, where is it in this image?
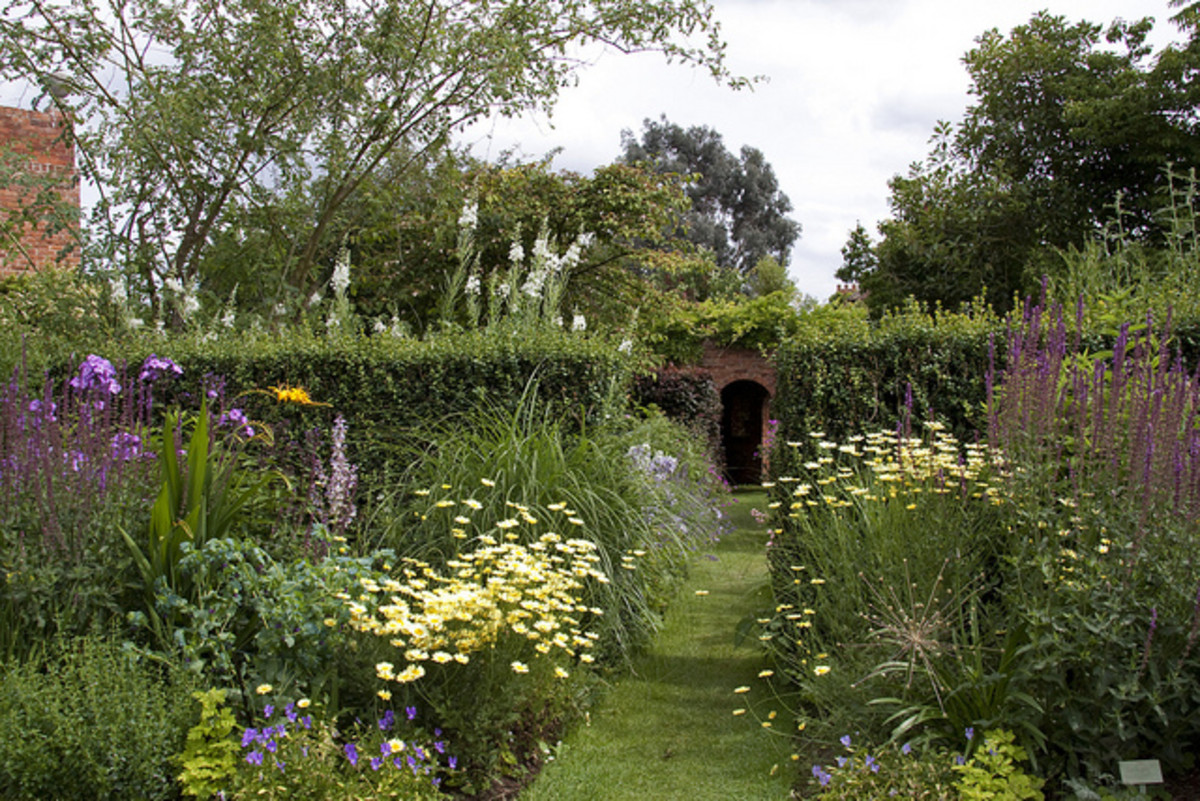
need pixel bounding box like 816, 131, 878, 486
246, 751, 264, 766
380, 742, 391, 757
448, 756, 458, 770
285, 702, 297, 722
901, 742, 912, 755
812, 765, 832, 787
70, 354, 121, 396
865, 754, 879, 773
139, 353, 183, 382
265, 739, 277, 754
263, 704, 274, 718
370, 757, 383, 771
955, 755, 966, 766
434, 740, 445, 754
379, 709, 395, 731
835, 756, 848, 768
965, 727, 975, 741
407, 754, 417, 771
394, 756, 404, 770
839, 734, 852, 748
344, 742, 359, 767
300, 715, 312, 730
274, 760, 285, 772
241, 728, 258, 748
217, 407, 254, 437
406, 706, 417, 722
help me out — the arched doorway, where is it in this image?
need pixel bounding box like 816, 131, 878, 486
721, 380, 770, 485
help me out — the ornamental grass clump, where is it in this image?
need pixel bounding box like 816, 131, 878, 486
762, 420, 1013, 749
381, 394, 721, 665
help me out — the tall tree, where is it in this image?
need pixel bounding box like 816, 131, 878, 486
0, 0, 743, 319
857, 9, 1200, 315
619, 116, 800, 275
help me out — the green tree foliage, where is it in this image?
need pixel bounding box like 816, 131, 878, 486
0, 0, 741, 321
619, 116, 801, 275
857, 7, 1200, 315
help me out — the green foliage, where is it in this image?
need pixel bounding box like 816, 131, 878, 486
954, 729, 1045, 801
764, 424, 1013, 745
772, 300, 999, 463
132, 324, 629, 490
630, 365, 722, 457
858, 9, 1200, 315
808, 739, 959, 800
225, 702, 449, 800
177, 689, 240, 799
619, 116, 800, 275
0, 268, 126, 376
1, 0, 739, 318
0, 633, 197, 801
121, 402, 277, 646
163, 534, 390, 711
378, 392, 720, 664
641, 290, 806, 363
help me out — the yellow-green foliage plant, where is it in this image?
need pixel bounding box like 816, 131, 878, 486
954, 729, 1044, 801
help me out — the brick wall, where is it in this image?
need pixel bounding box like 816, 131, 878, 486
699, 342, 778, 483
0, 106, 80, 278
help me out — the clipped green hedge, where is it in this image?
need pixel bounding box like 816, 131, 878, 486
771, 302, 1000, 467
112, 326, 631, 483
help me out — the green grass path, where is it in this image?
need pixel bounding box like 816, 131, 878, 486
519, 489, 796, 800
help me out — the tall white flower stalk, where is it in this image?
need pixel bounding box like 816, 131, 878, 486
441, 203, 593, 332
326, 244, 355, 338
440, 196, 481, 328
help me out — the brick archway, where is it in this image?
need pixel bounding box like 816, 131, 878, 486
699, 342, 778, 484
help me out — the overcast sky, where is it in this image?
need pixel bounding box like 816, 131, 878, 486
460, 0, 1185, 300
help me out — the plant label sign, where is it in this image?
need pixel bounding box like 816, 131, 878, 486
1118, 759, 1163, 786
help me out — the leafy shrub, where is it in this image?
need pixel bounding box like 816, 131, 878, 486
807, 729, 1043, 800
0, 268, 126, 377
630, 365, 722, 457
807, 736, 959, 799
0, 633, 197, 800
159, 534, 392, 713
133, 324, 630, 492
